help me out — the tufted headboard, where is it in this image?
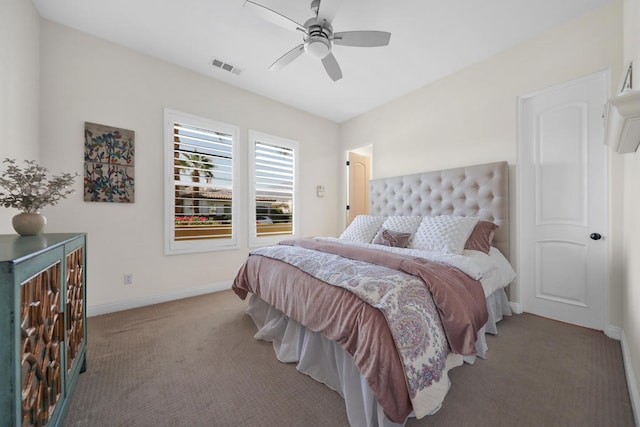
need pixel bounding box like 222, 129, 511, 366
369, 161, 509, 259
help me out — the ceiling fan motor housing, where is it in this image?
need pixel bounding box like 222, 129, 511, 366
303, 18, 332, 59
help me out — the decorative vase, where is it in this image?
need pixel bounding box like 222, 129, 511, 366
12, 212, 47, 236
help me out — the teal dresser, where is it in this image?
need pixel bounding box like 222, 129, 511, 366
0, 233, 87, 427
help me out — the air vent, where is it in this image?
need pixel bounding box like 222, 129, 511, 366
211, 57, 241, 75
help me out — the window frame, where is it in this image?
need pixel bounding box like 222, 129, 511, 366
164, 108, 240, 255
248, 130, 299, 248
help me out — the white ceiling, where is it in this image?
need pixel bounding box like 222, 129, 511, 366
32, 0, 614, 123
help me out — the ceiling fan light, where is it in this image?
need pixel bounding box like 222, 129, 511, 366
305, 37, 330, 59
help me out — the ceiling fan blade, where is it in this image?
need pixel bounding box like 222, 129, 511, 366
332, 31, 391, 47
244, 0, 306, 34
314, 0, 341, 24
269, 44, 305, 71
321, 53, 342, 81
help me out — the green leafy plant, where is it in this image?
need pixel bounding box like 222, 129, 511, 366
0, 159, 78, 213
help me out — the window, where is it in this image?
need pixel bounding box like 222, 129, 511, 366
164, 109, 239, 254
248, 130, 298, 247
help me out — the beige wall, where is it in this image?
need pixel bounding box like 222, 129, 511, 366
0, 0, 40, 233
340, 2, 624, 325
623, 134, 640, 421
38, 20, 341, 313
622, 0, 640, 421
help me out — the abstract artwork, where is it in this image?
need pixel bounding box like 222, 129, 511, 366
84, 122, 135, 203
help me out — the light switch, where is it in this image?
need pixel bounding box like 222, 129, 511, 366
316, 185, 325, 197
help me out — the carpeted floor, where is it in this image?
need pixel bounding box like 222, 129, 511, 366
62, 290, 634, 427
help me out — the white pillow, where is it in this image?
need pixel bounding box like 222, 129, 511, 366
371, 216, 422, 245
339, 215, 385, 243
409, 215, 479, 254
379, 216, 422, 234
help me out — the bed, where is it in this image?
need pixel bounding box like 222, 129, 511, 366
232, 161, 515, 427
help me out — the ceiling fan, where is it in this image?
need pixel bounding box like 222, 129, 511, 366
244, 0, 391, 81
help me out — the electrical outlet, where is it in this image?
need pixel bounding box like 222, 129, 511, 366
123, 273, 133, 285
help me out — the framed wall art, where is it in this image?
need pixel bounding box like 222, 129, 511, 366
84, 122, 135, 203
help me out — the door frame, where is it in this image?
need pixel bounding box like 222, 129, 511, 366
345, 145, 373, 224
516, 70, 610, 330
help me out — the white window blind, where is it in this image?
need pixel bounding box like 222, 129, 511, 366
249, 131, 297, 246
164, 109, 238, 254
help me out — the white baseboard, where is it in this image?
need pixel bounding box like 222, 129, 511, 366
621, 329, 640, 426
87, 280, 233, 317
509, 301, 522, 314
605, 324, 622, 340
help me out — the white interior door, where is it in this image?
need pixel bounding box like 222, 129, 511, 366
519, 72, 608, 330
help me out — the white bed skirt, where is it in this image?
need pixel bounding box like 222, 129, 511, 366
245, 289, 512, 427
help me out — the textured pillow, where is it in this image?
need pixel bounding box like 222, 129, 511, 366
339, 215, 385, 243
464, 221, 499, 254
379, 216, 422, 235
372, 228, 412, 248
409, 215, 479, 254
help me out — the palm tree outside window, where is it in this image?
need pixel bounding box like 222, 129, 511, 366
164, 109, 239, 254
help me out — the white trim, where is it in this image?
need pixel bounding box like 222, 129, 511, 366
248, 129, 299, 248
621, 329, 640, 426
163, 108, 240, 255
509, 301, 523, 314
87, 280, 232, 317
605, 324, 622, 340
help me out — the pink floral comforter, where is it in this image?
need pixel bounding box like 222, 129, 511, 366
232, 238, 487, 422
